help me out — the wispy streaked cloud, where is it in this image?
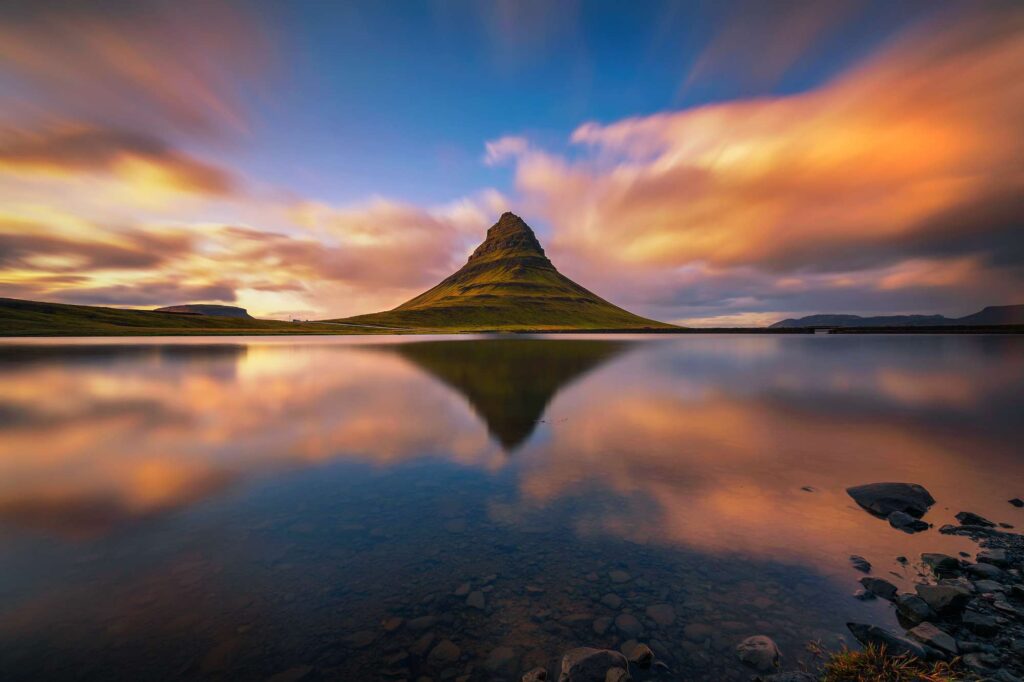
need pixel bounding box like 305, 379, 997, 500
489, 5, 1024, 322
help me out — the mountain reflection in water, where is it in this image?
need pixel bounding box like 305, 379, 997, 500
0, 335, 1022, 680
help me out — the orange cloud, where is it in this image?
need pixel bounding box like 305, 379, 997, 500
490, 6, 1024, 319
0, 125, 236, 196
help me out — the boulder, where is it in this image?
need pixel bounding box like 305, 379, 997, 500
846, 623, 930, 659
1010, 498, 1024, 508
895, 594, 934, 625
907, 622, 958, 656
962, 608, 999, 637
847, 482, 935, 518
915, 584, 971, 615
558, 648, 629, 682
736, 635, 781, 672
966, 563, 1006, 581
976, 548, 1009, 567
522, 668, 548, 682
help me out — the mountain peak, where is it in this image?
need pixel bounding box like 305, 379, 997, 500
468, 212, 545, 264
333, 212, 675, 331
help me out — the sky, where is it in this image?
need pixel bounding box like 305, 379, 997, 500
0, 0, 1021, 326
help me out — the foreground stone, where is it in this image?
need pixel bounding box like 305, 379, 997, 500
736, 635, 780, 672
558, 647, 628, 682
907, 622, 958, 656
846, 623, 931, 659
914, 584, 970, 615
846, 482, 935, 518
888, 510, 929, 533
859, 576, 897, 601
956, 511, 995, 527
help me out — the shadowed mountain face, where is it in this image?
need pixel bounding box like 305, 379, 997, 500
374, 338, 632, 448
334, 213, 674, 331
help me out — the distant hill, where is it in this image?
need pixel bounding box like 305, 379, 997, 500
154, 304, 252, 318
331, 212, 675, 331
0, 297, 346, 336
772, 304, 1024, 328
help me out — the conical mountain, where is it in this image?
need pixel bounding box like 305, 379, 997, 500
334, 212, 674, 330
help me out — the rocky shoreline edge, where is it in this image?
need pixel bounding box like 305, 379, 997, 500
513, 484, 1023, 682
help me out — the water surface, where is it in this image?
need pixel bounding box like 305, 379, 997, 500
1, 334, 1022, 680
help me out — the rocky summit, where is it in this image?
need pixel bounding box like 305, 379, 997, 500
333, 212, 674, 331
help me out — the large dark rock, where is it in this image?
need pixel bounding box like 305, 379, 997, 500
915, 584, 971, 615
558, 647, 628, 682
846, 623, 931, 659
907, 622, 958, 657
888, 511, 929, 533
895, 594, 935, 625
847, 483, 935, 519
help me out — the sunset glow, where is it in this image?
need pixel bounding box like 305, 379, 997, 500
0, 1, 1021, 324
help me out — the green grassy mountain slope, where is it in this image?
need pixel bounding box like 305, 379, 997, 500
333, 212, 675, 331
0, 298, 349, 336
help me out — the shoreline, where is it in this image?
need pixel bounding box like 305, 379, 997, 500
2, 325, 1023, 338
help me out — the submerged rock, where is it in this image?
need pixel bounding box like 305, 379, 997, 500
1010, 498, 1024, 508
921, 553, 960, 576
846, 623, 931, 659
888, 510, 929, 533
956, 511, 995, 527
847, 482, 935, 518
859, 576, 898, 601
614, 613, 643, 637
736, 635, 781, 672
849, 555, 872, 573
644, 604, 675, 626
428, 639, 461, 665
626, 642, 653, 668
558, 647, 628, 682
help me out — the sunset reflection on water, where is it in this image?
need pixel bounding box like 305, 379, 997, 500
0, 335, 1022, 679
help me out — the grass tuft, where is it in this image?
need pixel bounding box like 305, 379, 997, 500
820, 644, 966, 682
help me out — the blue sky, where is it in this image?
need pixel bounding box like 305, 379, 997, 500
0, 0, 1021, 323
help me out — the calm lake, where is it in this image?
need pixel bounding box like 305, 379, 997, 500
1, 334, 1022, 680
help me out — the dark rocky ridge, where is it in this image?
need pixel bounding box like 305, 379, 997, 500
772, 304, 1024, 328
